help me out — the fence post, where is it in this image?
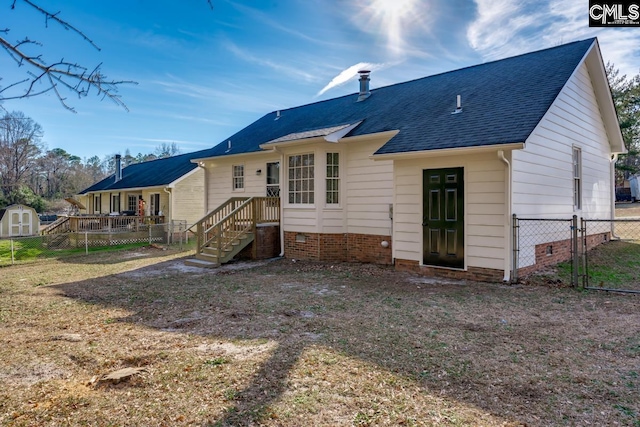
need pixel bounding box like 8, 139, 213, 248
10, 239, 15, 265
580, 218, 588, 288
572, 215, 579, 287
511, 213, 518, 283
149, 225, 152, 245
85, 231, 89, 255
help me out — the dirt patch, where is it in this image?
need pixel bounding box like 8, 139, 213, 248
1, 254, 639, 426
616, 202, 640, 217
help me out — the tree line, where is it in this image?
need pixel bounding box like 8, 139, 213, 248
0, 110, 180, 212
608, 63, 640, 184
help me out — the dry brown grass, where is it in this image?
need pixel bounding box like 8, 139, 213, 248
1, 248, 639, 426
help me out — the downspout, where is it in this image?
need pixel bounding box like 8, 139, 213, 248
198, 162, 209, 216
498, 150, 512, 282
610, 153, 620, 239
163, 187, 172, 224
268, 147, 286, 257
277, 148, 285, 257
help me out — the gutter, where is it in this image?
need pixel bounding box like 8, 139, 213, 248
371, 142, 524, 161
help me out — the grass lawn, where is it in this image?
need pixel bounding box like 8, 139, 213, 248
0, 249, 639, 426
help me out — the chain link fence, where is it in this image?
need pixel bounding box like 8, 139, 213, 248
513, 214, 640, 293
0, 221, 194, 267
579, 219, 640, 292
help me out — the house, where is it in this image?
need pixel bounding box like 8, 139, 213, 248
78, 151, 207, 226
190, 38, 625, 282
0, 204, 40, 237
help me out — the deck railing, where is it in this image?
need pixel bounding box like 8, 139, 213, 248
41, 215, 165, 235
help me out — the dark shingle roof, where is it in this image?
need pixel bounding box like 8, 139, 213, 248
79, 149, 209, 194
195, 38, 595, 158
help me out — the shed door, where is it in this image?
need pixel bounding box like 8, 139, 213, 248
10, 209, 32, 236
423, 168, 464, 268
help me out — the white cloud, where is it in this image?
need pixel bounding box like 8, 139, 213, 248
466, 0, 640, 78
316, 62, 388, 96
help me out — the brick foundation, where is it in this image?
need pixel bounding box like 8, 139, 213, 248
283, 231, 392, 265
238, 224, 281, 260
394, 259, 504, 282
516, 232, 609, 278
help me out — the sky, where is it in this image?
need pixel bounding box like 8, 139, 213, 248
1, 0, 640, 161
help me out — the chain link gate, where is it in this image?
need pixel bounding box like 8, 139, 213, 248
512, 215, 578, 286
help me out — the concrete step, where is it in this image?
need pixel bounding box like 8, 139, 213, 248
184, 258, 219, 268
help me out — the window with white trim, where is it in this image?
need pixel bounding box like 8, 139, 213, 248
233, 165, 244, 190
573, 147, 582, 210
326, 152, 339, 204
94, 195, 101, 214
111, 194, 120, 213
128, 195, 137, 212
288, 153, 314, 204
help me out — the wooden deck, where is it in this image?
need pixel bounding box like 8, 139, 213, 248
41, 215, 165, 235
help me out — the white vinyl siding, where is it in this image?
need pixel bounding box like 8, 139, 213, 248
512, 62, 612, 219
171, 168, 205, 225
346, 139, 394, 236
206, 154, 281, 210
393, 153, 506, 271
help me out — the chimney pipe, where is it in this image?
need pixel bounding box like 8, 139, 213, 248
115, 154, 122, 182
357, 70, 371, 102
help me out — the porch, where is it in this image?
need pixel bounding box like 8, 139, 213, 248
41, 215, 166, 235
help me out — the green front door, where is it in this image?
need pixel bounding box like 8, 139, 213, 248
422, 168, 464, 268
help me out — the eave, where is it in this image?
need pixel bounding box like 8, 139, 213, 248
370, 142, 525, 161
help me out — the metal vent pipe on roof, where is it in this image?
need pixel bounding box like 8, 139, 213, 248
357, 70, 371, 102
114, 154, 122, 182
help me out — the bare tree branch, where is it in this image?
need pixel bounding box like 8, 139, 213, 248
1, 1, 137, 112
15, 0, 101, 50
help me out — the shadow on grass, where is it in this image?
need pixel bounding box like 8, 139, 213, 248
48, 257, 640, 426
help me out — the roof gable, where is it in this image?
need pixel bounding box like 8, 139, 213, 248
195, 38, 600, 159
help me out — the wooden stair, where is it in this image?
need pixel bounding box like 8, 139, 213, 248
185, 232, 255, 268
186, 196, 280, 269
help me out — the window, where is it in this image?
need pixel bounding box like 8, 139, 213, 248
326, 152, 339, 204
288, 153, 314, 204
149, 193, 160, 215
128, 195, 137, 212
93, 195, 101, 214
266, 162, 280, 197
233, 165, 244, 190
111, 194, 120, 213
573, 147, 582, 210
